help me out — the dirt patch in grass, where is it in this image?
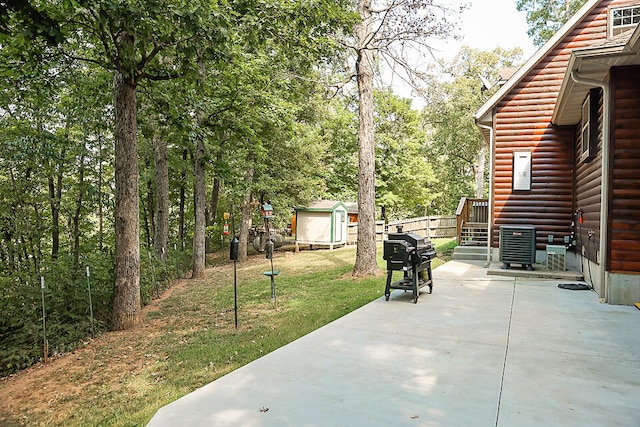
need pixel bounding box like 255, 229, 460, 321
0, 283, 179, 425
0, 242, 452, 426
0, 247, 357, 426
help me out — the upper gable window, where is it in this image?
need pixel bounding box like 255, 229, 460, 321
611, 5, 640, 36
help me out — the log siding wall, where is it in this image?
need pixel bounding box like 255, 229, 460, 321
609, 66, 640, 273
491, 0, 631, 251
574, 89, 603, 264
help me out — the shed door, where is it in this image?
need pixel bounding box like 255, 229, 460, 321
334, 211, 345, 242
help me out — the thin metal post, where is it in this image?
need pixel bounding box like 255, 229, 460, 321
270, 255, 277, 309
234, 258, 238, 329
86, 266, 95, 338
174, 244, 179, 278
231, 201, 238, 329
161, 246, 166, 290
40, 276, 48, 364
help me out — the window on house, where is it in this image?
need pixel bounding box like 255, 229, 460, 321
611, 5, 640, 36
581, 89, 600, 162
581, 95, 590, 159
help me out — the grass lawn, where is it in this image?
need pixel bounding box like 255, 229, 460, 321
0, 239, 456, 427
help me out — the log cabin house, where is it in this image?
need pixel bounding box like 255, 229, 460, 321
475, 0, 640, 304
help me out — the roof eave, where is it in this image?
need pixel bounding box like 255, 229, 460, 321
631, 23, 640, 48
551, 46, 630, 125
474, 0, 601, 123
552, 27, 640, 125
295, 200, 347, 212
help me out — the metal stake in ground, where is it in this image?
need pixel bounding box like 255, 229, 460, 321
174, 244, 179, 278
230, 201, 239, 329
86, 266, 95, 338
265, 239, 279, 309
40, 276, 48, 364
230, 236, 239, 329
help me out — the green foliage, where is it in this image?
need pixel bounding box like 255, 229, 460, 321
374, 89, 437, 219
0, 0, 471, 379
0, 247, 194, 377
0, 0, 361, 375
140, 247, 192, 305
0, 253, 114, 376
319, 97, 359, 201
0, 239, 455, 425
516, 0, 589, 46
422, 46, 524, 213
318, 90, 441, 219
0, 1, 64, 45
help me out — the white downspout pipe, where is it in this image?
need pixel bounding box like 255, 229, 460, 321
570, 71, 610, 302
477, 122, 494, 267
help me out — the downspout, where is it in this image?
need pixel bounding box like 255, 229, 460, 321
570, 71, 610, 302
477, 122, 494, 267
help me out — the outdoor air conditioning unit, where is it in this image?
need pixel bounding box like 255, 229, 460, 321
500, 225, 536, 270
546, 245, 567, 271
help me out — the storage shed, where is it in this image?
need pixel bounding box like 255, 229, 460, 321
294, 201, 348, 250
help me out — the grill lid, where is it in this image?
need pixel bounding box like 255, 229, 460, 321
387, 232, 430, 250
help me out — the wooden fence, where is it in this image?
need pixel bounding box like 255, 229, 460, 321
346, 215, 456, 244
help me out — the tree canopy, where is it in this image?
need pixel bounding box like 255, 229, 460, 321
422, 46, 524, 212
0, 0, 360, 369
0, 0, 524, 375
516, 0, 589, 46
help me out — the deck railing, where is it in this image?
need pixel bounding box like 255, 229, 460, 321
456, 197, 489, 246
346, 215, 456, 244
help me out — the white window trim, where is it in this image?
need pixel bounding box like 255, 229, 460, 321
610, 4, 640, 37
581, 94, 590, 161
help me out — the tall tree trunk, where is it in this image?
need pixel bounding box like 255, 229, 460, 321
205, 150, 222, 253
353, 0, 379, 277
47, 147, 64, 261
238, 164, 255, 263
48, 174, 60, 260
192, 55, 207, 278
178, 148, 187, 251
98, 138, 104, 252
205, 175, 220, 253
72, 147, 86, 268
207, 149, 223, 227
474, 141, 488, 198
153, 134, 169, 262
112, 65, 141, 331
145, 163, 155, 248
30, 202, 42, 273
192, 138, 206, 278
208, 177, 221, 227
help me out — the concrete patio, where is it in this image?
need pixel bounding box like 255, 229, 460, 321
148, 260, 640, 426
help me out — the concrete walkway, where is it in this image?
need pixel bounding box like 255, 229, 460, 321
148, 261, 640, 427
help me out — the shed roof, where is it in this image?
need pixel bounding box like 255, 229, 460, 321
343, 202, 358, 214
295, 200, 347, 212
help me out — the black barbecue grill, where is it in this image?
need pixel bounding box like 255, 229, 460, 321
383, 227, 436, 303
